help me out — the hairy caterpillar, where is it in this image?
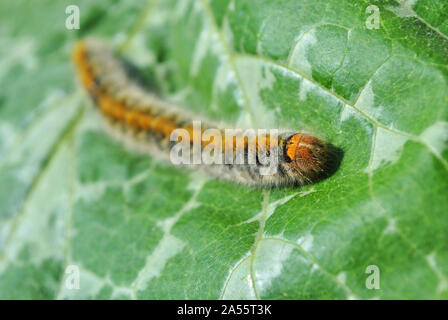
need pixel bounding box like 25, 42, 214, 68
73, 38, 340, 187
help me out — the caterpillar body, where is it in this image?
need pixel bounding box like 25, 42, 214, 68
73, 38, 338, 187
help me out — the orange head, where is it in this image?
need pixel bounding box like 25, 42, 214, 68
281, 133, 329, 183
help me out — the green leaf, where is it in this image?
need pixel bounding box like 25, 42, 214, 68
0, 0, 447, 299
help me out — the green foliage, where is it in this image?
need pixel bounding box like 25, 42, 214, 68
0, 0, 447, 299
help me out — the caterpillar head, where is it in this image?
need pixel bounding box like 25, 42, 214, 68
281, 133, 330, 184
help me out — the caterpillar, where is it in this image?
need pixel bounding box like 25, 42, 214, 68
73, 38, 340, 187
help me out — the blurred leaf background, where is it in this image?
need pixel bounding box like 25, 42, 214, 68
0, 0, 447, 299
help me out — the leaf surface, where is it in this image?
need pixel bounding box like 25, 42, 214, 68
0, 0, 447, 299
